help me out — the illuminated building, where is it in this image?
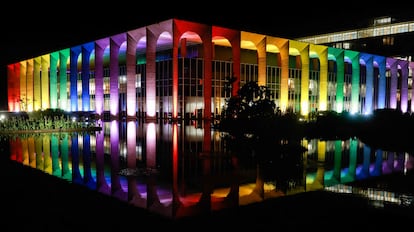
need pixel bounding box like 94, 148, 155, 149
7, 18, 414, 119
296, 16, 414, 59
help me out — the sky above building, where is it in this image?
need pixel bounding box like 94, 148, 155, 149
1, 6, 413, 110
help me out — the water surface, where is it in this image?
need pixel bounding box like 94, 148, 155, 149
4, 119, 414, 219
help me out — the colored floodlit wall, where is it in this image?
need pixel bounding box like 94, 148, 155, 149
33, 57, 41, 111
41, 55, 50, 110
5, 18, 414, 119
50, 52, 59, 109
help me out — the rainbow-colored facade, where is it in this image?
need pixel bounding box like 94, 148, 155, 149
7, 18, 414, 120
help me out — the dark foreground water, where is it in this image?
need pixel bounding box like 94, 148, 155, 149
1, 119, 414, 230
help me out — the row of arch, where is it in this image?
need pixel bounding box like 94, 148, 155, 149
7, 18, 414, 119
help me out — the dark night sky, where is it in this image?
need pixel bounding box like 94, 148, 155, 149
1, 6, 413, 110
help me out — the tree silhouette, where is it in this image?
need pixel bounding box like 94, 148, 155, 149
223, 75, 237, 97
221, 81, 276, 120
219, 81, 306, 194
219, 80, 305, 141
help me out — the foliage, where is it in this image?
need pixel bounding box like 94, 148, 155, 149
28, 108, 70, 120
221, 81, 276, 120
219, 81, 304, 139
218, 81, 306, 190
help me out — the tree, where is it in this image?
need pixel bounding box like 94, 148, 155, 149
219, 81, 306, 190
221, 81, 276, 120
219, 80, 305, 140
223, 75, 237, 98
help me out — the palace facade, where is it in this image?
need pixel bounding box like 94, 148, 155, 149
7, 18, 414, 120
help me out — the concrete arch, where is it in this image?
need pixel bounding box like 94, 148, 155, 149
386, 57, 399, 109
94, 38, 110, 116
240, 31, 266, 86
290, 40, 310, 115
310, 44, 328, 111
267, 36, 289, 112
57, 49, 70, 111
125, 27, 146, 118
360, 53, 374, 114
344, 50, 360, 114
173, 19, 213, 120
212, 26, 241, 97
398, 60, 409, 112
49, 52, 59, 109
147, 20, 174, 119
7, 63, 20, 112
328, 47, 345, 112
410, 62, 414, 111
70, 46, 82, 111
373, 55, 386, 109
108, 33, 127, 117
81, 42, 94, 112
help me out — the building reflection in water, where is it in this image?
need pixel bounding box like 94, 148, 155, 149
6, 119, 414, 219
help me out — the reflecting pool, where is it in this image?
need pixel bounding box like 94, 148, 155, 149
4, 119, 414, 219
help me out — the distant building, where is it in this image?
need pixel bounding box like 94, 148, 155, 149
7, 18, 414, 120
296, 16, 414, 61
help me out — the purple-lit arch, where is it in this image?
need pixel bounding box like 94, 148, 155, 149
386, 57, 398, 109
125, 27, 146, 118
398, 60, 409, 113
109, 33, 127, 118
94, 38, 109, 116
360, 53, 374, 115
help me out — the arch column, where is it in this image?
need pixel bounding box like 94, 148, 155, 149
328, 48, 345, 113
59, 49, 70, 111
398, 60, 409, 113
311, 44, 328, 111
33, 56, 41, 111
81, 42, 94, 111
126, 32, 139, 118
146, 26, 157, 120
345, 50, 360, 114
7, 63, 20, 111
360, 53, 374, 114
202, 32, 213, 120
410, 62, 414, 112
257, 37, 267, 86
70, 46, 82, 112
94, 39, 109, 116
26, 59, 34, 112
277, 39, 289, 112
41, 55, 50, 109
49, 52, 59, 109
19, 61, 27, 111
375, 56, 386, 109
387, 57, 398, 109
109, 34, 126, 118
